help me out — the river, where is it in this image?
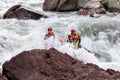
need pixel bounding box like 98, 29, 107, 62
0, 0, 120, 73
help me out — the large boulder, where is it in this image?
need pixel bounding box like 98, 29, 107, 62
2, 48, 120, 80
43, 0, 107, 12
43, 0, 120, 12
77, 0, 89, 9
108, 0, 120, 12
43, 0, 79, 11
3, 5, 48, 20
78, 0, 106, 17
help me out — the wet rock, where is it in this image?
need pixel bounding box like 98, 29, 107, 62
2, 48, 120, 80
43, 0, 108, 13
43, 0, 120, 12
43, 0, 91, 11
3, 5, 48, 20
43, 0, 78, 11
43, 0, 59, 11
78, 0, 106, 17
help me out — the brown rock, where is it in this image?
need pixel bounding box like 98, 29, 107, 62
43, 0, 59, 11
95, 7, 106, 14
83, 0, 102, 9
2, 48, 120, 80
3, 5, 48, 20
78, 8, 88, 15
78, 0, 106, 17
0, 75, 8, 80
43, 0, 78, 11
100, 0, 108, 10
108, 0, 120, 12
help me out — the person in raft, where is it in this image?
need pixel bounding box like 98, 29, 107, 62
44, 27, 55, 40
67, 29, 82, 48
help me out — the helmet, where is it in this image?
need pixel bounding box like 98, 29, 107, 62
48, 31, 54, 35
48, 27, 53, 31
71, 29, 76, 33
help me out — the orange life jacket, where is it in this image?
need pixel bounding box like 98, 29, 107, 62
68, 33, 81, 42
68, 33, 81, 48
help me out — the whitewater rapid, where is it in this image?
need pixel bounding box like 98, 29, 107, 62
0, 0, 120, 73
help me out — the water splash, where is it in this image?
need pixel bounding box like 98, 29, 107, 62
0, 0, 120, 74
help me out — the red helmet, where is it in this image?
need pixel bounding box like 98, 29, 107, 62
71, 29, 76, 33
48, 31, 54, 35
48, 27, 53, 31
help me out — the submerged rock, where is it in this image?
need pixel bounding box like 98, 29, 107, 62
3, 5, 48, 20
2, 48, 120, 80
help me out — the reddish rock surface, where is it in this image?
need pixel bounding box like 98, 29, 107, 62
2, 48, 120, 80
0, 75, 8, 80
3, 5, 48, 20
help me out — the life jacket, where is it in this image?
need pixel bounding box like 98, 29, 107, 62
68, 33, 80, 42
73, 41, 79, 49
68, 33, 81, 48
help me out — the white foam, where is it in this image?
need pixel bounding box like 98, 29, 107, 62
0, 0, 120, 73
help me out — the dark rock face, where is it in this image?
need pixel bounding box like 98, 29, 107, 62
2, 48, 120, 80
43, 0, 78, 11
101, 0, 108, 10
3, 5, 48, 20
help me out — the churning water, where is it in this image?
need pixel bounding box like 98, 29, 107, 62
0, 0, 120, 73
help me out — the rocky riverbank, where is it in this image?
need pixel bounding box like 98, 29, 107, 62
1, 48, 120, 80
